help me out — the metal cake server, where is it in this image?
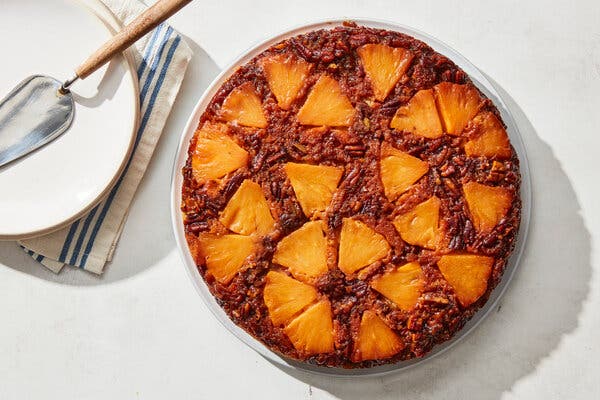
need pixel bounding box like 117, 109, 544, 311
0, 0, 191, 168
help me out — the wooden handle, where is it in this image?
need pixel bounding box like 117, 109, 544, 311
75, 0, 192, 79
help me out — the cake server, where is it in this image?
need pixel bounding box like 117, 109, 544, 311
0, 0, 191, 168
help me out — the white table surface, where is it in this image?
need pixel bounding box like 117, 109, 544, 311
1, 0, 599, 398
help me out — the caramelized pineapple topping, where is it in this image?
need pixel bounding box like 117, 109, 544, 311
338, 218, 390, 275
260, 53, 312, 110
393, 196, 442, 249
273, 221, 328, 281
220, 82, 267, 128
284, 300, 335, 355
464, 111, 511, 159
191, 122, 248, 183
220, 179, 275, 236
263, 271, 318, 326
284, 162, 343, 216
264, 271, 334, 355
380, 143, 429, 201
353, 310, 403, 362
297, 75, 355, 126
357, 44, 414, 101
390, 89, 443, 138
198, 234, 255, 284
434, 82, 482, 135
437, 254, 494, 307
463, 181, 512, 233
371, 262, 424, 310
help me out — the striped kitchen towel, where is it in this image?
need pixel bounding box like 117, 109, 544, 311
18, 0, 192, 274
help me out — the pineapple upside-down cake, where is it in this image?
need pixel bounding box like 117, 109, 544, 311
181, 22, 521, 368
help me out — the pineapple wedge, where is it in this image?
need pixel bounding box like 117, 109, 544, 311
371, 262, 424, 310
437, 254, 494, 307
220, 82, 268, 128
284, 300, 334, 354
390, 89, 443, 138
353, 310, 403, 361
434, 82, 482, 135
464, 112, 511, 159
191, 122, 248, 183
220, 179, 275, 236
273, 221, 328, 280
198, 234, 254, 284
463, 181, 512, 233
284, 162, 343, 216
297, 75, 355, 126
338, 218, 390, 275
264, 271, 318, 326
380, 143, 429, 201
260, 53, 312, 110
357, 43, 414, 101
393, 196, 441, 249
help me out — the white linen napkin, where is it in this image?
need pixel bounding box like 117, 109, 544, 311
18, 0, 192, 274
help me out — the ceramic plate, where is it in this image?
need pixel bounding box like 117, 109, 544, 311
171, 19, 532, 376
0, 0, 138, 239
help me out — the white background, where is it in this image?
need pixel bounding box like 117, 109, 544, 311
1, 0, 599, 399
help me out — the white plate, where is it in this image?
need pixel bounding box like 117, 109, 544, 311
171, 19, 532, 376
0, 0, 138, 240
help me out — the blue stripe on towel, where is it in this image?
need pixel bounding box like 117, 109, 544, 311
138, 36, 181, 136
136, 24, 164, 77
68, 205, 98, 265
58, 219, 80, 263
79, 33, 181, 268
139, 26, 174, 111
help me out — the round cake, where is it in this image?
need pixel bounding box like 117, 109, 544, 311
180, 22, 521, 368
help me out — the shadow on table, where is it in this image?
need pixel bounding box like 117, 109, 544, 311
271, 81, 592, 399
0, 36, 220, 286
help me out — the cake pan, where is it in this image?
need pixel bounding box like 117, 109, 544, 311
170, 19, 532, 377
